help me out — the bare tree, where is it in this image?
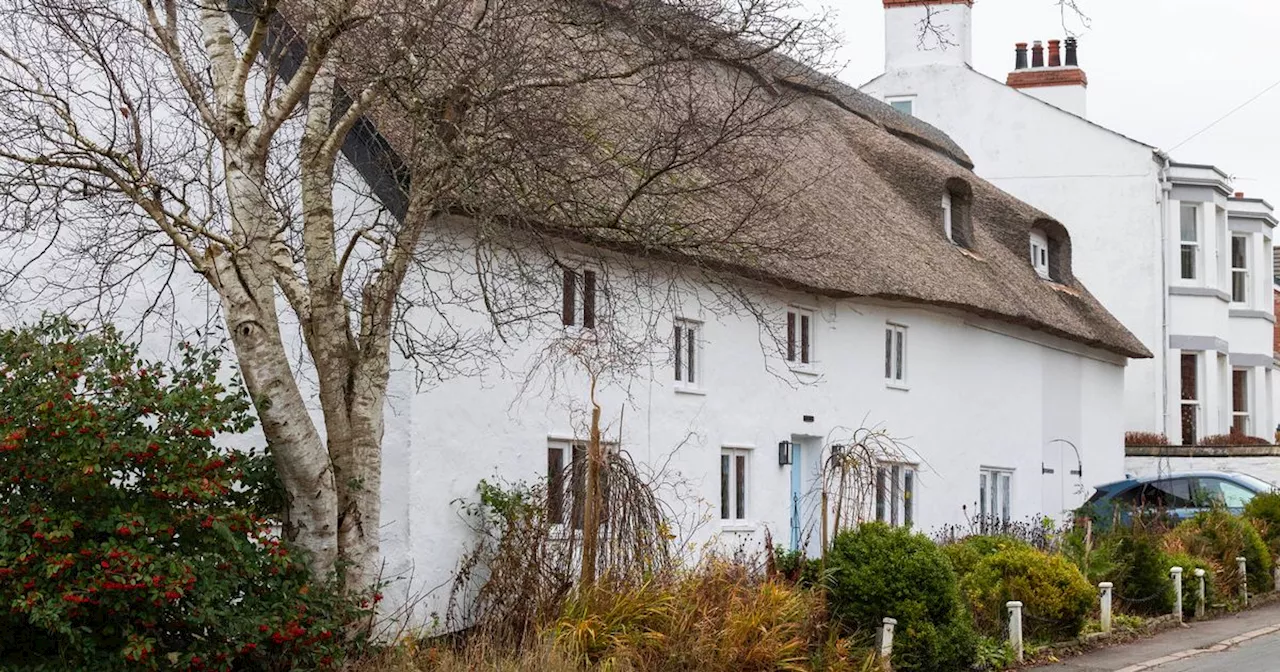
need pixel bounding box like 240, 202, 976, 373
0, 0, 833, 591
916, 0, 1091, 50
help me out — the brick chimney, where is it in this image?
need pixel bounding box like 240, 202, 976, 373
884, 0, 975, 71
1006, 36, 1088, 118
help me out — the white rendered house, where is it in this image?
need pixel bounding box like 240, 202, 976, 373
862, 0, 1278, 447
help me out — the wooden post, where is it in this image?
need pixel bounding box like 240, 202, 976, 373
580, 396, 603, 588
1238, 557, 1248, 605
1194, 569, 1206, 619
877, 617, 897, 671
1007, 601, 1024, 663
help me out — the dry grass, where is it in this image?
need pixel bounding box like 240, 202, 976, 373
360, 559, 876, 672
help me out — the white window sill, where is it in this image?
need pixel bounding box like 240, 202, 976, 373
719, 522, 757, 533
674, 386, 707, 396
885, 380, 910, 391
788, 365, 818, 377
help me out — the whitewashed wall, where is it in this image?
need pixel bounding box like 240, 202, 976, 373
863, 66, 1165, 440
1125, 454, 1280, 489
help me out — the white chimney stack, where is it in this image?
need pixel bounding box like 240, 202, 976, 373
884, 0, 974, 71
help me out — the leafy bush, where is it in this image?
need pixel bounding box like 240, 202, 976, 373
1165, 510, 1272, 599
941, 535, 1032, 579
826, 523, 977, 672
1124, 432, 1169, 447
1110, 531, 1175, 616
959, 546, 1094, 642
1061, 526, 1118, 585
1244, 491, 1280, 557
0, 318, 368, 670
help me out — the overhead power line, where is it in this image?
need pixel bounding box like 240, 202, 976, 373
1167, 77, 1280, 153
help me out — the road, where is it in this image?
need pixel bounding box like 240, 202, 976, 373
1147, 630, 1280, 671
1039, 600, 1280, 671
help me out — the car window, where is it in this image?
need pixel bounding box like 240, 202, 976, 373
1195, 478, 1255, 509
1116, 478, 1193, 508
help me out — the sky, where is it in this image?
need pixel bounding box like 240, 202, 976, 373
801, 0, 1280, 207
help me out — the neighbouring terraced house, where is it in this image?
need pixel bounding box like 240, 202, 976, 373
863, 0, 1279, 456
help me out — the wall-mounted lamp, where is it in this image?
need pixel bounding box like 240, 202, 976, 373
778, 440, 794, 466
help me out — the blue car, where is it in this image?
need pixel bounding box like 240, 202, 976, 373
1083, 471, 1275, 525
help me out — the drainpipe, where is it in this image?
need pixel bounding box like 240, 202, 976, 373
1158, 153, 1173, 438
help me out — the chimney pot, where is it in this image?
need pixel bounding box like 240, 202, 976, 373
1014, 43, 1029, 70
1235, 192, 1246, 198
1064, 37, 1079, 67
1048, 39, 1062, 67
1031, 40, 1045, 68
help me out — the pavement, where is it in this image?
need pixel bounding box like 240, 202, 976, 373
1038, 600, 1280, 671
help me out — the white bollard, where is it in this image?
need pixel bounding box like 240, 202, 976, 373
1007, 601, 1024, 663
1099, 582, 1114, 634
1171, 567, 1184, 623
1238, 556, 1249, 605
878, 617, 897, 666
1194, 568, 1206, 619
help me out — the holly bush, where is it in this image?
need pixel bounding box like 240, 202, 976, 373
0, 318, 369, 670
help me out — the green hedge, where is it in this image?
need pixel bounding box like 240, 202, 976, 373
826, 524, 977, 672
959, 546, 1094, 642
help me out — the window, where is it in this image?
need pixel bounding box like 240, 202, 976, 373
720, 448, 750, 521
548, 440, 616, 529
1233, 368, 1250, 434
1180, 203, 1199, 281
1194, 478, 1255, 510
942, 192, 953, 242
673, 319, 701, 387
1029, 229, 1049, 279
1181, 352, 1200, 446
888, 97, 914, 116
884, 323, 907, 386
560, 267, 597, 328
1231, 235, 1249, 303
785, 309, 813, 367
979, 468, 1013, 530
1117, 478, 1194, 508
875, 463, 916, 527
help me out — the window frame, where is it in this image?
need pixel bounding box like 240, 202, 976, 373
875, 462, 917, 528
784, 307, 816, 371
1181, 352, 1200, 446
884, 322, 908, 389
886, 95, 915, 117
1029, 229, 1050, 279
1180, 203, 1200, 282
720, 447, 752, 525
673, 318, 703, 391
979, 467, 1014, 532
547, 439, 618, 532
560, 265, 601, 329
1231, 234, 1250, 304
1232, 367, 1251, 435
942, 192, 953, 242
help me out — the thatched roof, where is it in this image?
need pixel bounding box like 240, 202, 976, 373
269, 0, 1150, 360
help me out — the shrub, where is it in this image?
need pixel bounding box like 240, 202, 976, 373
551, 560, 829, 671
959, 546, 1094, 642
1110, 531, 1175, 616
1060, 526, 1118, 585
941, 535, 1031, 578
0, 318, 368, 670
1198, 431, 1272, 447
1163, 552, 1213, 617
1165, 510, 1272, 599
1125, 432, 1170, 447
1244, 491, 1280, 557
826, 523, 977, 672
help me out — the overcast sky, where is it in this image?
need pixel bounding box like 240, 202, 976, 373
805, 0, 1280, 209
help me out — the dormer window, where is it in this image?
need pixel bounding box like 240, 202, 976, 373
1030, 229, 1049, 279
943, 179, 973, 247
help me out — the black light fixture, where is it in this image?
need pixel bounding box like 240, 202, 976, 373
778, 440, 794, 466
